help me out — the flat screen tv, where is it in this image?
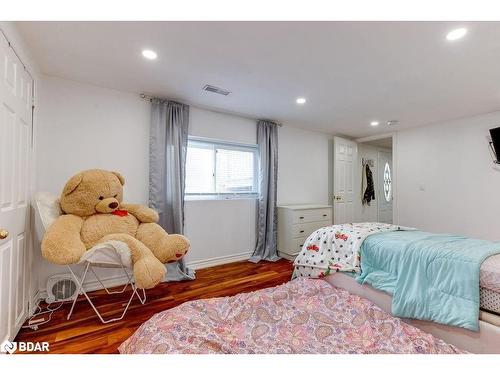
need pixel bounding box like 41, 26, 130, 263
490, 126, 500, 162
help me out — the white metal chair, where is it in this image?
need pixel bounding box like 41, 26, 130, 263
35, 192, 147, 324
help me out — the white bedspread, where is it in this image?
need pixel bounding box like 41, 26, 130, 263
293, 222, 408, 278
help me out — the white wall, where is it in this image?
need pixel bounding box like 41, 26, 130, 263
395, 111, 500, 240
184, 107, 257, 266
33, 76, 333, 292
277, 126, 333, 206
34, 75, 151, 291
186, 113, 334, 266
36, 76, 150, 203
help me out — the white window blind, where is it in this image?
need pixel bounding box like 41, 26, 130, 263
185, 137, 259, 199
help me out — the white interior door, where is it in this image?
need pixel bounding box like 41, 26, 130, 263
377, 151, 393, 223
0, 34, 33, 343
333, 137, 357, 224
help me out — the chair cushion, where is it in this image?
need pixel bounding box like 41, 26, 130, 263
34, 191, 62, 230
80, 240, 133, 269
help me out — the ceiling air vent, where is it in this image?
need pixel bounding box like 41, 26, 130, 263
203, 84, 231, 96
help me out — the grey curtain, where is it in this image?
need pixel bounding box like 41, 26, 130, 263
149, 99, 195, 280
249, 120, 280, 263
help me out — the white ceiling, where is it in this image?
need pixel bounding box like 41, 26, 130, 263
16, 21, 500, 137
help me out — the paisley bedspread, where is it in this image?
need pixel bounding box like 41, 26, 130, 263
118, 278, 464, 354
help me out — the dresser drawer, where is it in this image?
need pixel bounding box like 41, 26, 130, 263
290, 221, 331, 238
291, 208, 332, 224
290, 236, 309, 255
277, 235, 308, 257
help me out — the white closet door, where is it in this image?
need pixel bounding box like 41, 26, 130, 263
333, 137, 357, 224
0, 33, 33, 343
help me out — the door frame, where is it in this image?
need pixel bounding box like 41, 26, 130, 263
355, 132, 397, 224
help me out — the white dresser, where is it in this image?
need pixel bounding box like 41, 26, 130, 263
277, 204, 332, 260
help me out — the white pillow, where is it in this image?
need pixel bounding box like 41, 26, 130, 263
34, 191, 62, 230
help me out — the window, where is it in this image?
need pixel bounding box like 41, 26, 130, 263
185, 137, 259, 199
383, 162, 392, 202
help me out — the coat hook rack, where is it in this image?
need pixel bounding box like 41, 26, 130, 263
362, 158, 374, 167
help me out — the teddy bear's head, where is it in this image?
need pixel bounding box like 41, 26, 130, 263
60, 169, 125, 216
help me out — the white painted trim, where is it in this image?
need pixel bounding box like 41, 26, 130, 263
392, 132, 398, 224
29, 290, 41, 316
34, 252, 254, 302
355, 132, 396, 143
187, 251, 253, 270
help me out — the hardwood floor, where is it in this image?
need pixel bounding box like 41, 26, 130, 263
15, 259, 294, 354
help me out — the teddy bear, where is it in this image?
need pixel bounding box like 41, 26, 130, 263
41, 169, 190, 289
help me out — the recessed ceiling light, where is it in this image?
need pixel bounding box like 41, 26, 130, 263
296, 97, 306, 104
446, 28, 467, 41
370, 121, 379, 126
142, 49, 157, 60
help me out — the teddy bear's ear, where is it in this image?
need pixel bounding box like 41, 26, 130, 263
111, 171, 125, 186
62, 172, 83, 196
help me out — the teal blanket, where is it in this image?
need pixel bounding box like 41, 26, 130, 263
356, 230, 500, 330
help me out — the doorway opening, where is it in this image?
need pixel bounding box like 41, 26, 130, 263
356, 135, 394, 224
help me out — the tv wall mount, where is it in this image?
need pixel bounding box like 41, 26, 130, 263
489, 141, 500, 165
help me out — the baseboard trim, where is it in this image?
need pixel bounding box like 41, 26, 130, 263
36, 252, 254, 300
29, 290, 42, 316
187, 251, 253, 270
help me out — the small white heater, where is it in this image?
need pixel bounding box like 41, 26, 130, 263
45, 273, 78, 304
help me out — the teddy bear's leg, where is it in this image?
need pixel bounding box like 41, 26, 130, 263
98, 233, 166, 289
135, 223, 190, 264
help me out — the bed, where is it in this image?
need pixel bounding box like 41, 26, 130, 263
324, 272, 500, 354
119, 222, 499, 354
293, 223, 500, 353
355, 230, 500, 327
119, 277, 464, 354
480, 254, 500, 315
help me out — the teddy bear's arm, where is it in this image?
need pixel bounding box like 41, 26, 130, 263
41, 214, 87, 265
120, 203, 159, 223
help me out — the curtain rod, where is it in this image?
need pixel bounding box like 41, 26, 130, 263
140, 93, 169, 102
140, 93, 190, 108
140, 93, 283, 127
140, 93, 153, 101
0, 27, 34, 81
